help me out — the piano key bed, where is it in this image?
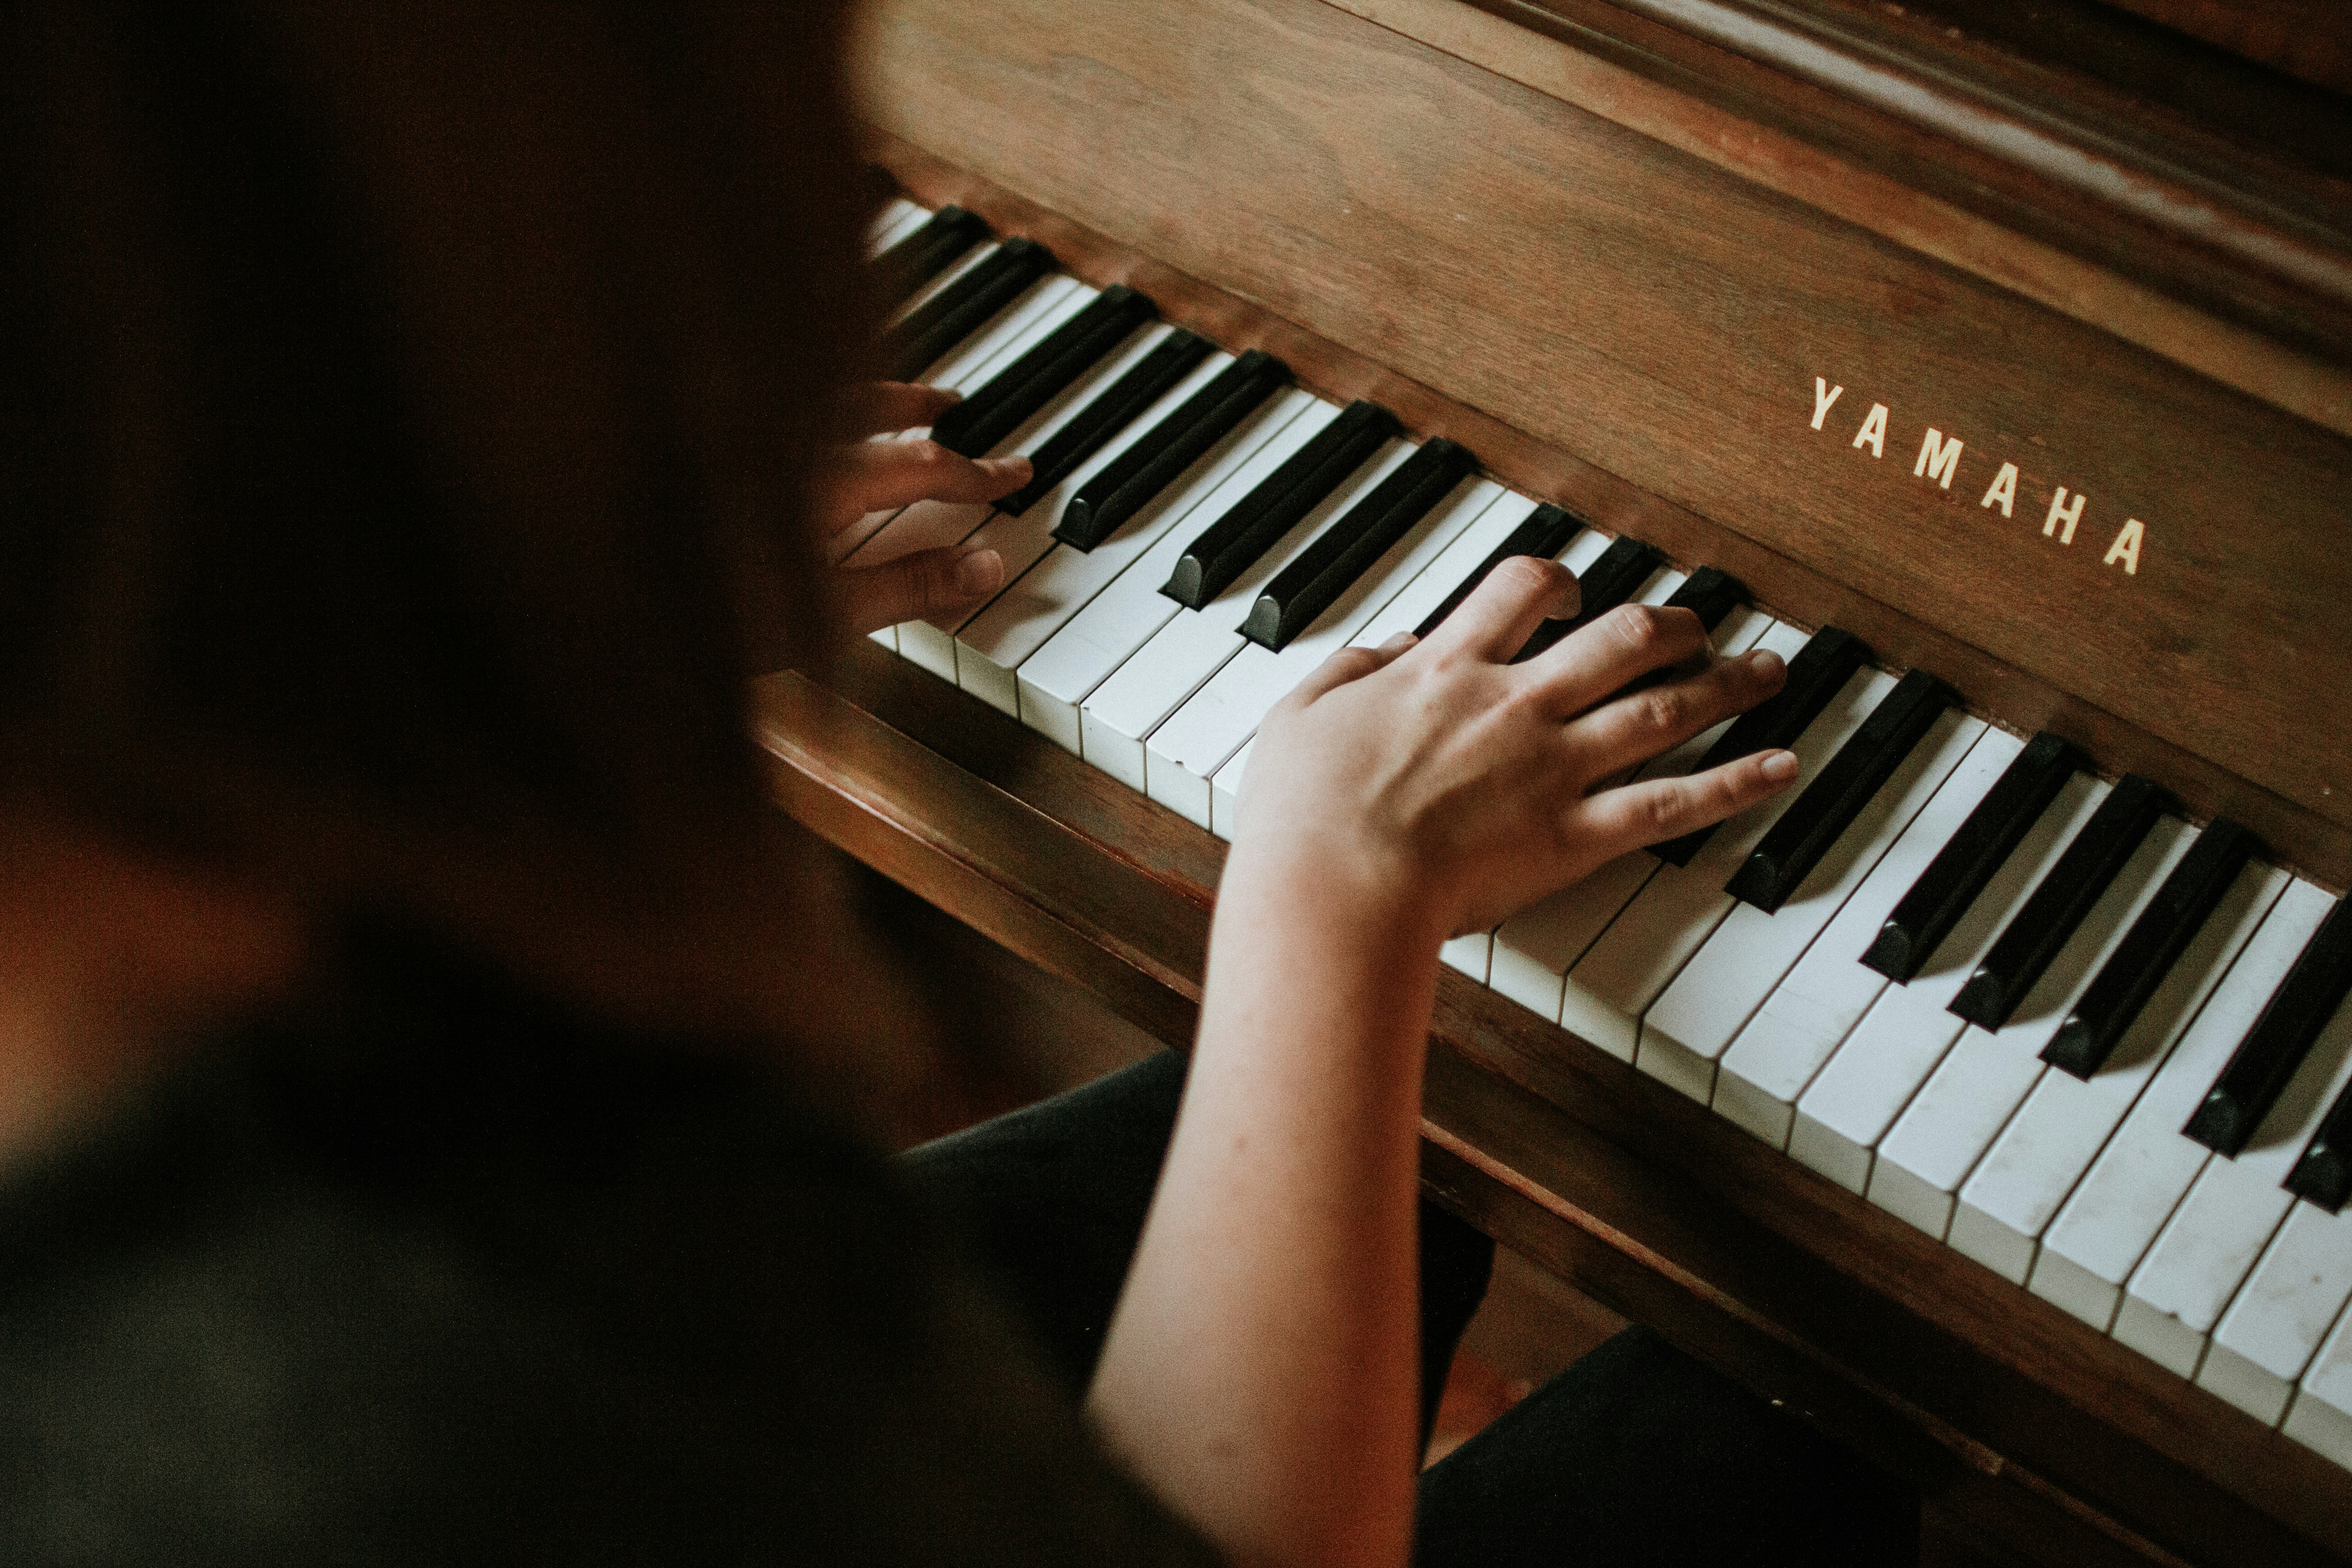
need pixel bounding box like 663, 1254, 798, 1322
852, 200, 2352, 1482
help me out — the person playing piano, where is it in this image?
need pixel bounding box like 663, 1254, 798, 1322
0, 1, 1911, 1562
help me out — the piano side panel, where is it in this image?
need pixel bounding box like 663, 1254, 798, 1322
858, 0, 2352, 855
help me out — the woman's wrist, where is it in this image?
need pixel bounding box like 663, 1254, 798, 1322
1219, 829, 1455, 965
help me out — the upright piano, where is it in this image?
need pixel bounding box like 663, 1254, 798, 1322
755, 1, 2352, 1561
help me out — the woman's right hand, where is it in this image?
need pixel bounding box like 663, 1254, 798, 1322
1232, 553, 1797, 948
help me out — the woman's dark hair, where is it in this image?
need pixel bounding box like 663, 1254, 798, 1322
3, 0, 875, 1030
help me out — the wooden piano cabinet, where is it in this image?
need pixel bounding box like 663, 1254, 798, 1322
812, 0, 2352, 1559
758, 643, 2352, 1567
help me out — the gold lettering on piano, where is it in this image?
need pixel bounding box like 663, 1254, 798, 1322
1809, 378, 2149, 577
1810, 377, 1844, 430
2105, 519, 2145, 575
1851, 402, 1888, 458
1913, 428, 1964, 490
1980, 462, 2019, 518
2043, 486, 2086, 544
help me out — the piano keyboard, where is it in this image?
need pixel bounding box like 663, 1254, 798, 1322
853, 198, 2352, 1469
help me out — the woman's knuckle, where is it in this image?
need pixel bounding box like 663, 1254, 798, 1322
1608, 603, 1663, 651
1493, 554, 1560, 595
1634, 688, 1683, 733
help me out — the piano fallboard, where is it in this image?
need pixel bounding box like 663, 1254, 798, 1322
858, 0, 2352, 892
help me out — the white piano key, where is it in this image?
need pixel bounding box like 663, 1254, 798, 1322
1485, 604, 1775, 1024
834, 274, 1091, 571
1560, 636, 1872, 1063
2201, 1201, 2352, 1424
2030, 877, 2334, 1330
1789, 770, 2106, 1194
1014, 394, 1339, 752
1081, 438, 1420, 791
949, 348, 1244, 715
1950, 862, 2286, 1285
1867, 814, 2197, 1240
1637, 708, 1985, 1104
1346, 495, 1544, 652
2117, 994, 2352, 1376
2285, 1298, 2352, 1467
1442, 928, 1495, 982
1210, 739, 1251, 840
1714, 728, 2026, 1148
867, 198, 931, 255
897, 321, 1176, 677
1142, 477, 1505, 826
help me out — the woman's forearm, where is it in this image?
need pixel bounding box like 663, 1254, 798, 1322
1087, 844, 1444, 1568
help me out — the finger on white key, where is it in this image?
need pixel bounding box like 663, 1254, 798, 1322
1489, 610, 1776, 1027
898, 322, 1176, 677
1953, 861, 2285, 1285
1560, 627, 1857, 1063
1715, 728, 2024, 1148
2117, 995, 2352, 1376
1348, 496, 1544, 651
1144, 475, 1501, 825
1088, 438, 1416, 794
954, 358, 1286, 720
1638, 709, 1983, 1105
1789, 771, 2106, 1194
1868, 816, 2196, 1240
2029, 878, 2333, 1330
1015, 394, 1337, 751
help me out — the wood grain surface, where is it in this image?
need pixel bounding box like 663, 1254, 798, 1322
856, 0, 2352, 866
754, 641, 2352, 1567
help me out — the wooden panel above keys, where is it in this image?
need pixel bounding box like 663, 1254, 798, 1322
857, 0, 2352, 872
755, 641, 2352, 1567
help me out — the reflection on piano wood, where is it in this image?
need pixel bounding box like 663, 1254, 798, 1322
759, 3, 2352, 1563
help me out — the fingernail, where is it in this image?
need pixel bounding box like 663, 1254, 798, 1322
1379, 632, 1419, 653
982, 455, 1033, 481
1760, 749, 1799, 783
1746, 648, 1786, 676
954, 547, 1003, 595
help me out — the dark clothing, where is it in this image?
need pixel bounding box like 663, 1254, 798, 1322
911, 1052, 1919, 1568
0, 926, 1913, 1564
0, 929, 1217, 1566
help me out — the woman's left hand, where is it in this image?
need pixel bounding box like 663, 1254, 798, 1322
817, 383, 1030, 635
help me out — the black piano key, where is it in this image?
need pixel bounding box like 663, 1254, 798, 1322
1862, 731, 2080, 983
930, 285, 1158, 459
1651, 626, 1871, 868
1662, 565, 1746, 632
1161, 400, 1398, 609
1510, 534, 1663, 663
2041, 820, 2260, 1079
2185, 894, 2352, 1157
1947, 773, 2166, 1032
872, 204, 990, 309
1410, 503, 1584, 639
1055, 350, 1289, 552
1241, 439, 1476, 651
1724, 668, 1952, 915
880, 236, 1053, 382
2288, 1077, 2352, 1212
995, 330, 1214, 516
